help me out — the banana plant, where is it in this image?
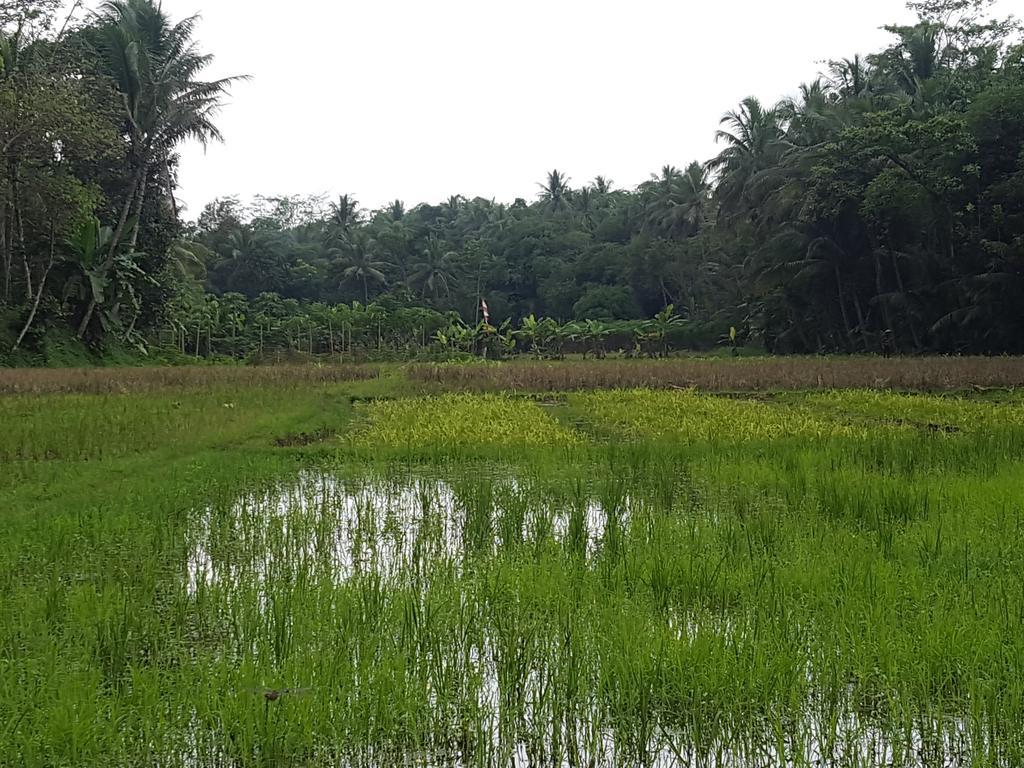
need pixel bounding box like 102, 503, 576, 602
434, 321, 477, 355
63, 217, 150, 344
642, 304, 685, 357
517, 314, 562, 359
475, 317, 515, 359
498, 320, 517, 357
582, 319, 613, 359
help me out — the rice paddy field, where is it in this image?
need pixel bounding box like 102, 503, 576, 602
3, 360, 1024, 767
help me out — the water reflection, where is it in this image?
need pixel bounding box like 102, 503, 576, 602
180, 472, 994, 767
186, 472, 630, 597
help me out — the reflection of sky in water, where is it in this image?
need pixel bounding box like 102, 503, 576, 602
188, 473, 459, 596
186, 472, 634, 598
182, 472, 977, 767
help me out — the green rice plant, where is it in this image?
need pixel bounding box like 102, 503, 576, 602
574, 388, 881, 443
4, 372, 1024, 766
351, 393, 584, 452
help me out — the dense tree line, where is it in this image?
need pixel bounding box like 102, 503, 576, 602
0, 0, 239, 362
2, 0, 1023, 364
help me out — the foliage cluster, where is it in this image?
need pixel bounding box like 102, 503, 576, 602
3, 0, 1024, 364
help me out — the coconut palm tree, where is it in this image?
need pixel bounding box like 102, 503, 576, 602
215, 228, 287, 296
829, 55, 873, 100
538, 169, 572, 212
572, 187, 595, 229
331, 230, 390, 303
874, 21, 942, 98
386, 200, 405, 221
329, 194, 362, 233
409, 236, 458, 299
707, 97, 787, 217
778, 80, 844, 147
96, 0, 245, 255
641, 166, 682, 226
643, 163, 711, 238
443, 195, 464, 218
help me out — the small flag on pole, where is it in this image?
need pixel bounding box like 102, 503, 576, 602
481, 298, 490, 325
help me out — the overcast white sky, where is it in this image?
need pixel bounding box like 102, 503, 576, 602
139, 1, 954, 217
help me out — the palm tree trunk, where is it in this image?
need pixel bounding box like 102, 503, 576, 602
109, 159, 147, 258
128, 159, 152, 250
165, 157, 179, 221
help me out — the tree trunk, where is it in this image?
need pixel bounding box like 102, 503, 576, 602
110, 172, 141, 255
873, 245, 897, 353
657, 276, 674, 309
890, 250, 922, 352
1, 200, 11, 305
109, 156, 147, 258
2, 158, 19, 305
165, 157, 179, 222
77, 299, 96, 339
13, 222, 57, 351
9, 166, 31, 303
128, 159, 151, 250
852, 292, 870, 352
833, 264, 855, 353
124, 308, 141, 341
17, 204, 31, 300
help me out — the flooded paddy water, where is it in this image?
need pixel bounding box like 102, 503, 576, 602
8, 388, 1024, 768
177, 451, 1024, 767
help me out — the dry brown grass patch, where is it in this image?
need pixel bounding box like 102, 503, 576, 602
408, 357, 1024, 392
0, 364, 379, 395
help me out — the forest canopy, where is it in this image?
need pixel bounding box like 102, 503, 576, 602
1, 0, 1023, 363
